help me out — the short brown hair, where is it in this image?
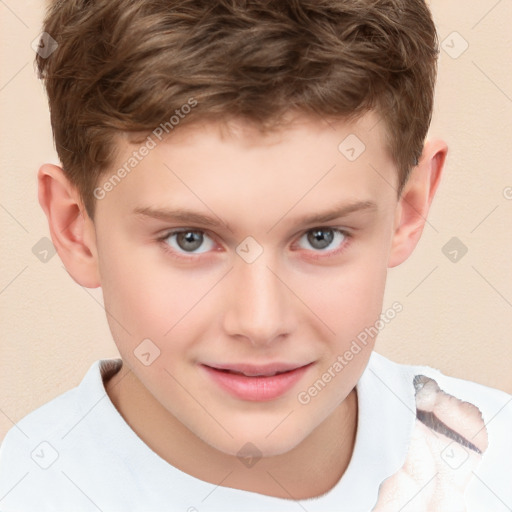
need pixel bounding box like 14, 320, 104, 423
36, 0, 439, 218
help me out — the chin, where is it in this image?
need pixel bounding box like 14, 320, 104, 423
202, 428, 307, 459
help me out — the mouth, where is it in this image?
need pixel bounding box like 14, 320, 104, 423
204, 361, 312, 377
200, 362, 315, 401
213, 368, 291, 377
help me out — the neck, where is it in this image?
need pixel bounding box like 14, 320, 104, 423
105, 364, 358, 500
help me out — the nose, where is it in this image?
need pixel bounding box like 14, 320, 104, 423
222, 254, 295, 347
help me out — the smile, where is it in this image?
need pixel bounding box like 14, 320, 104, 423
200, 362, 314, 401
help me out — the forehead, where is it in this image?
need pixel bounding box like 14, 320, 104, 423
151, 110, 389, 155
100, 111, 398, 227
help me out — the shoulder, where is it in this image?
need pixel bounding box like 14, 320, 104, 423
367, 351, 512, 458
0, 379, 83, 459
375, 351, 512, 451
370, 352, 512, 511
0, 359, 117, 510
0, 358, 120, 450
370, 350, 512, 418
0, 383, 81, 509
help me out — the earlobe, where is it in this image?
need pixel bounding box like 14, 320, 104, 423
37, 164, 101, 288
387, 139, 448, 268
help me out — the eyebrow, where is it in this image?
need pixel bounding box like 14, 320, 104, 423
133, 200, 378, 232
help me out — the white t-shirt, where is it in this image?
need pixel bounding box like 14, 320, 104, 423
0, 351, 511, 511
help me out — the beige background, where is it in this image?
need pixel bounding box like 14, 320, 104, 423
1, 1, 511, 443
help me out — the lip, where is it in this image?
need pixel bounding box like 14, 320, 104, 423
204, 361, 309, 376
200, 362, 314, 401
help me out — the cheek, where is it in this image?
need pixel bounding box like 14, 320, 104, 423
98, 243, 223, 369
300, 264, 387, 396
97, 239, 191, 339
302, 257, 388, 335
102, 270, 204, 341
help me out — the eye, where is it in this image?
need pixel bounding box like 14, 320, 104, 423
294, 227, 351, 259
158, 226, 352, 262
160, 229, 215, 257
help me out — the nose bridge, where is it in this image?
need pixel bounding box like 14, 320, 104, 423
222, 251, 293, 345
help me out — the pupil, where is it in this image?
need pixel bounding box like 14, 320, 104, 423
177, 231, 202, 251
308, 228, 333, 250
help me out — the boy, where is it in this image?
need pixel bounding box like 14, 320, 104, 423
0, 0, 511, 510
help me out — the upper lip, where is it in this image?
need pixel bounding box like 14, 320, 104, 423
203, 361, 313, 377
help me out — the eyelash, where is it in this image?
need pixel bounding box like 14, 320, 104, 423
157, 227, 353, 262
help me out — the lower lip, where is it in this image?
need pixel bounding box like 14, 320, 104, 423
200, 363, 314, 401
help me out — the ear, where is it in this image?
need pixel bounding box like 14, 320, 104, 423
387, 139, 448, 268
37, 164, 101, 288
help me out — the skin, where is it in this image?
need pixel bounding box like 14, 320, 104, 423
38, 111, 447, 499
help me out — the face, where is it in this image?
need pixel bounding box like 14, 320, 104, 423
92, 112, 401, 457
